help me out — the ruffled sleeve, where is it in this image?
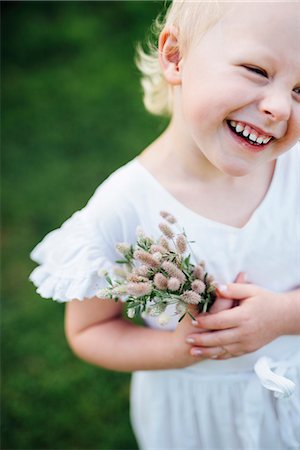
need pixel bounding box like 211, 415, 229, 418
29, 208, 118, 303
29, 160, 146, 302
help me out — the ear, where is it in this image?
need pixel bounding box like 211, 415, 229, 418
158, 26, 182, 85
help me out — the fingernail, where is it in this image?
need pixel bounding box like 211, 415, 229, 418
211, 355, 218, 359
191, 320, 198, 326
186, 337, 195, 344
191, 348, 202, 356
218, 284, 228, 292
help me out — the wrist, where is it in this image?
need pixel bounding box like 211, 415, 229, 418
167, 328, 205, 369
166, 330, 187, 369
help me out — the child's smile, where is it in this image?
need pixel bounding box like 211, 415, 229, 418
226, 120, 274, 153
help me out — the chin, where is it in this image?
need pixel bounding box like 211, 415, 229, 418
218, 160, 252, 177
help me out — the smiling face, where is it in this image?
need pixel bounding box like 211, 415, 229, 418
177, 2, 300, 176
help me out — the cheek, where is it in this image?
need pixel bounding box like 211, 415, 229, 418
182, 101, 210, 127
181, 78, 247, 128
292, 116, 300, 140
181, 87, 220, 131
282, 109, 300, 137
275, 116, 300, 155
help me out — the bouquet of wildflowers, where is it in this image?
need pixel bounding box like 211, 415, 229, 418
97, 211, 217, 326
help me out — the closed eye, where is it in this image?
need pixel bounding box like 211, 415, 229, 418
294, 86, 300, 95
242, 65, 268, 78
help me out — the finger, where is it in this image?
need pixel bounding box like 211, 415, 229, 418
217, 282, 265, 300
211, 273, 246, 313
209, 297, 234, 314
190, 345, 227, 359
190, 343, 241, 359
215, 272, 246, 300
217, 272, 247, 297
210, 344, 244, 360
234, 271, 247, 283
193, 306, 242, 330
186, 328, 238, 348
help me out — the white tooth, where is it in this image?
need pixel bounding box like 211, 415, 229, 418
243, 129, 250, 137
263, 137, 271, 144
249, 133, 258, 142
256, 137, 264, 144
230, 120, 237, 127
236, 124, 245, 133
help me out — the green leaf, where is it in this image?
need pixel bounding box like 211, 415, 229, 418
105, 275, 113, 286
183, 255, 191, 267
202, 303, 208, 313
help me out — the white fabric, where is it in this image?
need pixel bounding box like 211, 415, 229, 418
254, 356, 296, 399
29, 142, 300, 449
130, 356, 300, 450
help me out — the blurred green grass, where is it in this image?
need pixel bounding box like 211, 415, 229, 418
2, 2, 169, 449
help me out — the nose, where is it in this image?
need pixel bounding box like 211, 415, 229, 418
259, 86, 292, 122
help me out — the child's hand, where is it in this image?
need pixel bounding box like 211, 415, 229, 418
187, 282, 286, 359
169, 272, 247, 366
169, 304, 208, 367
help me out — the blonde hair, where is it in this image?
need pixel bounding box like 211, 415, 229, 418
135, 0, 228, 117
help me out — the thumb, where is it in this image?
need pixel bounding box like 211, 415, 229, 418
217, 282, 265, 300
216, 271, 247, 297
211, 272, 247, 313
234, 271, 247, 284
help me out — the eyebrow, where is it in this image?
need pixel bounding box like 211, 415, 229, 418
233, 44, 276, 64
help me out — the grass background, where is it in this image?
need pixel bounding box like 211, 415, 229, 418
2, 2, 169, 449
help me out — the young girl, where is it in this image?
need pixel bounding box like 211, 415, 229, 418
29, 1, 300, 449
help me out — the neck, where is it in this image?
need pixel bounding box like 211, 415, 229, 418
159, 118, 221, 183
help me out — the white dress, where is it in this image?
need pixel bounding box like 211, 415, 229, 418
29, 142, 300, 450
